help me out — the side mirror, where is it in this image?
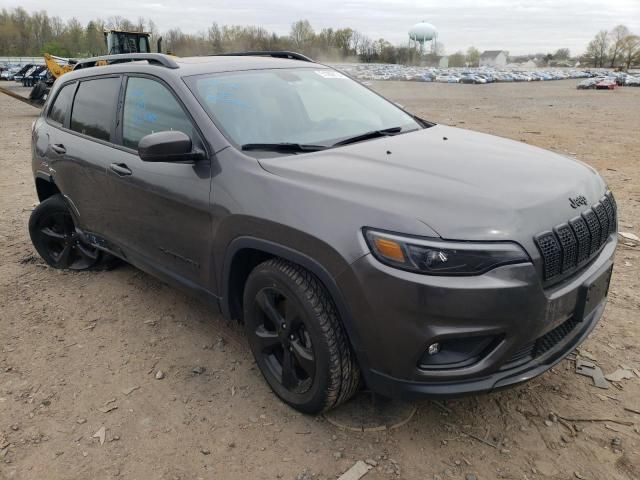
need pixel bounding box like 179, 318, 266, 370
138, 131, 204, 162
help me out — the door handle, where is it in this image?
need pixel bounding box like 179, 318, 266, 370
50, 143, 66, 154
109, 163, 132, 176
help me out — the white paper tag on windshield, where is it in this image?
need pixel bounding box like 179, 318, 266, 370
315, 70, 347, 79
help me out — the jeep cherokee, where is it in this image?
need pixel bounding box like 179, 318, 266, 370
29, 52, 617, 413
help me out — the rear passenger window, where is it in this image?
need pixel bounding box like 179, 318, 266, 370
70, 77, 121, 142
48, 83, 75, 125
122, 77, 194, 150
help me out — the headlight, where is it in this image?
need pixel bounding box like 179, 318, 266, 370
364, 229, 529, 275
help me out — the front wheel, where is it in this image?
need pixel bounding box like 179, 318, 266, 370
243, 258, 360, 413
28, 194, 114, 270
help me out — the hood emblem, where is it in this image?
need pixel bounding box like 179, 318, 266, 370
569, 195, 588, 209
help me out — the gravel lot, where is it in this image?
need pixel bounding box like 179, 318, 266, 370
1, 79, 639, 480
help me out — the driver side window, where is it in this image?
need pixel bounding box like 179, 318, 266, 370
122, 77, 194, 150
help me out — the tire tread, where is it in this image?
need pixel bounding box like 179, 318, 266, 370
258, 258, 360, 411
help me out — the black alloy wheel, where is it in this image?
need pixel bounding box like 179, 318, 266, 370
253, 287, 316, 394
243, 258, 360, 413
29, 194, 105, 270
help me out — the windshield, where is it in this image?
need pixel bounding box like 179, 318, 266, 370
185, 68, 421, 149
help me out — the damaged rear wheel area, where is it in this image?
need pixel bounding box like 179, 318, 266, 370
28, 194, 116, 270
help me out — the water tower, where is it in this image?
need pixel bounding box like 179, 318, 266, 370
408, 22, 437, 55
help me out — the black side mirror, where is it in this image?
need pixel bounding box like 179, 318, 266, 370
138, 131, 204, 162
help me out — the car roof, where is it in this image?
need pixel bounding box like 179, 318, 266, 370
175, 55, 323, 75
61, 54, 326, 83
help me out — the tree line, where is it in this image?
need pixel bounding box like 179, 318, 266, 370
584, 25, 639, 69
1, 8, 638, 69
0, 8, 473, 65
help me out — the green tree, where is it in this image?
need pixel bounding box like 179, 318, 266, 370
465, 46, 480, 66
448, 51, 466, 67
41, 41, 70, 57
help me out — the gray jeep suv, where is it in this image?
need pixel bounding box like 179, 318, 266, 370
30, 52, 617, 413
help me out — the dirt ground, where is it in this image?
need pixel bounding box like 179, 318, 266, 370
1, 79, 639, 480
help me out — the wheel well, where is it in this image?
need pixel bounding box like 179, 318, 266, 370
227, 248, 274, 322
35, 178, 60, 202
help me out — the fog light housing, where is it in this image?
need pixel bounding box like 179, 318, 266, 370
427, 343, 441, 355
419, 335, 501, 370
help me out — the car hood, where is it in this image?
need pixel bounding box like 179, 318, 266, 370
258, 125, 606, 244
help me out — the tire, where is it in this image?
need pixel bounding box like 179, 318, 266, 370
28, 194, 117, 271
243, 258, 360, 413
29, 81, 48, 101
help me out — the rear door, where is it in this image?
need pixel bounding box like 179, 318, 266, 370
41, 76, 122, 236
103, 75, 213, 288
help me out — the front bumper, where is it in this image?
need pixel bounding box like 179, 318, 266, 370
338, 234, 616, 399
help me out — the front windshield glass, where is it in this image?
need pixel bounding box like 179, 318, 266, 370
185, 68, 421, 148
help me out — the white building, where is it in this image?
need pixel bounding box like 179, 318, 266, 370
479, 50, 508, 68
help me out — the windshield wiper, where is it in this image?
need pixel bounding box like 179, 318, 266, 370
331, 126, 404, 147
241, 143, 327, 153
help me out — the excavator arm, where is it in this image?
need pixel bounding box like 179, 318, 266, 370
43, 54, 75, 79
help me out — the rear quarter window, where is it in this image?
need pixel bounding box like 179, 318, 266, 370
47, 83, 75, 125
70, 77, 121, 142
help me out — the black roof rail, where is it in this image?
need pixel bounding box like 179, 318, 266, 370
212, 51, 314, 63
73, 53, 179, 71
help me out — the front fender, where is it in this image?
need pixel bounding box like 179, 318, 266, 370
218, 232, 371, 374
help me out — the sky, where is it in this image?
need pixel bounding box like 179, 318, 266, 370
4, 0, 640, 55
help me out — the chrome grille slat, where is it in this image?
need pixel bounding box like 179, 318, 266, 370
534, 192, 617, 282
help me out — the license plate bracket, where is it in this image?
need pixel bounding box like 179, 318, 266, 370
574, 263, 613, 321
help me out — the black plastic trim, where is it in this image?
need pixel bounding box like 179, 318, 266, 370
212, 51, 314, 62
74, 53, 179, 70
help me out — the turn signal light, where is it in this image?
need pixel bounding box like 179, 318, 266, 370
373, 237, 405, 263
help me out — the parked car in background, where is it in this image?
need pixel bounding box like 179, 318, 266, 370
595, 79, 617, 90
460, 75, 486, 84
577, 78, 599, 89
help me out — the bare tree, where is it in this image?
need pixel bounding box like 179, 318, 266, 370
608, 24, 629, 67
620, 34, 640, 70
289, 19, 314, 50
586, 30, 609, 67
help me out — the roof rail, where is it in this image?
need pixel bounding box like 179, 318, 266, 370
73, 53, 179, 71
212, 51, 314, 63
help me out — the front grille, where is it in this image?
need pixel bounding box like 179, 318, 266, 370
554, 224, 578, 271
569, 216, 591, 263
535, 316, 580, 355
534, 191, 616, 282
501, 316, 580, 370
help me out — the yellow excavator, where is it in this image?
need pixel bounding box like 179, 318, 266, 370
1, 29, 160, 108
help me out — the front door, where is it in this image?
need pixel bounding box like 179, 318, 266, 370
104, 75, 213, 289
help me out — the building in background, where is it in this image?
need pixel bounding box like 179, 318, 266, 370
479, 50, 508, 67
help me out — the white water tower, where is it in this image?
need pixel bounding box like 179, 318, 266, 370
409, 22, 438, 54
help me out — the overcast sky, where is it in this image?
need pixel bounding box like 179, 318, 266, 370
4, 0, 640, 55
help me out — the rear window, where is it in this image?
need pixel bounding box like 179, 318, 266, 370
48, 83, 75, 125
70, 77, 121, 142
